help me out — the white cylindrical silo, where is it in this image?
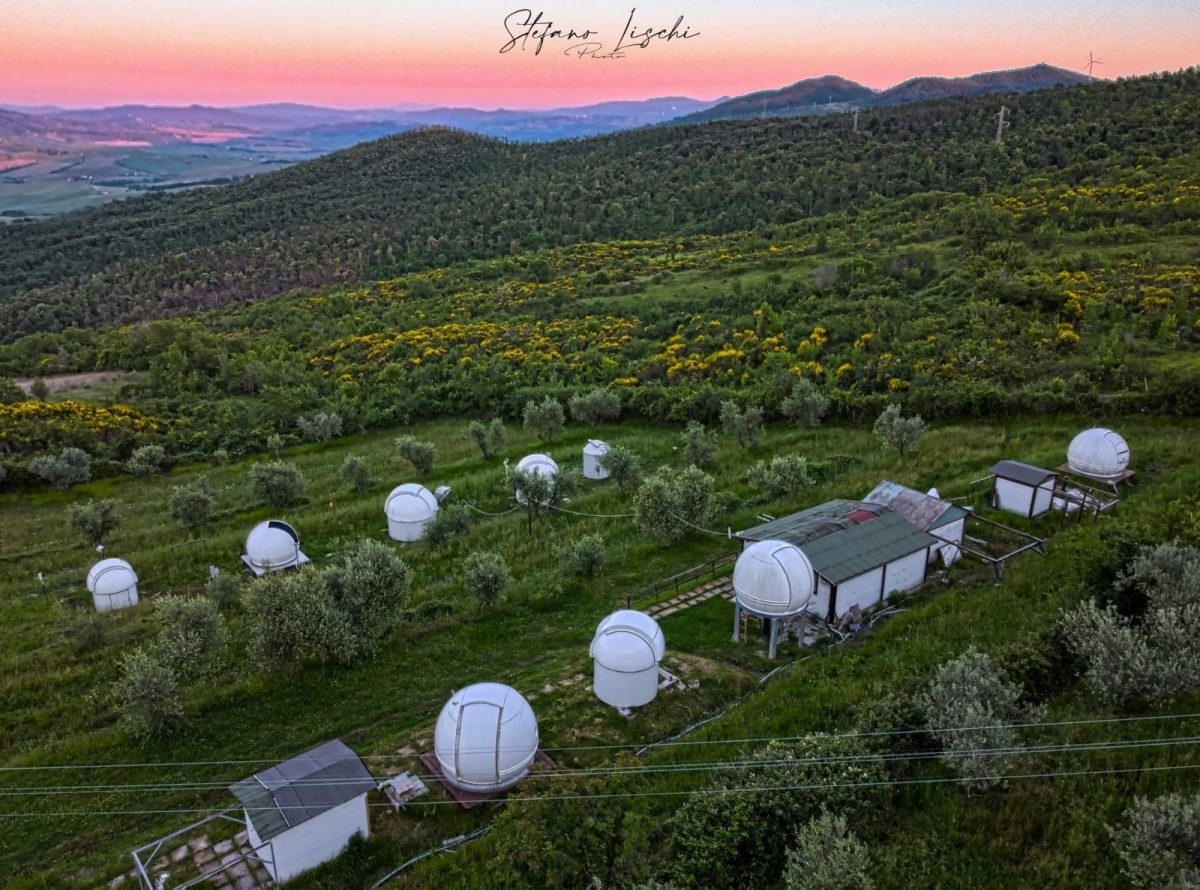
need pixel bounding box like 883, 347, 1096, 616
514, 453, 558, 505
582, 439, 610, 481
1067, 428, 1130, 481
385, 483, 439, 542
86, 558, 139, 612
590, 610, 665, 708
434, 683, 539, 793
244, 520, 302, 573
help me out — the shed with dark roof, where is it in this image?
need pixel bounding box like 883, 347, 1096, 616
989, 460, 1058, 518
230, 739, 374, 883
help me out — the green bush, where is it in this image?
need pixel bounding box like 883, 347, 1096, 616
207, 572, 241, 612
169, 483, 213, 531
781, 379, 830, 428
247, 570, 357, 667
114, 647, 184, 737
126, 444, 167, 479
68, 498, 120, 547
635, 465, 718, 545
153, 595, 228, 680
248, 460, 306, 507
296, 411, 343, 442
747, 454, 813, 500
324, 539, 412, 658
598, 442, 642, 491
29, 447, 91, 490
568, 388, 622, 426
523, 396, 566, 441
266, 432, 284, 458
1108, 792, 1200, 889
873, 404, 926, 457
784, 812, 874, 890
681, 421, 717, 467
422, 503, 471, 545
558, 534, 606, 577
719, 400, 764, 449
463, 550, 510, 610
395, 435, 436, 474
340, 454, 371, 491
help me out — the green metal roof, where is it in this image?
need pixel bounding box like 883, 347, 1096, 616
738, 501, 940, 585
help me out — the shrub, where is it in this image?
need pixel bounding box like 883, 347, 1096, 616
324, 539, 412, 658
781, 379, 830, 428
1108, 792, 1200, 889
395, 435, 436, 474
170, 483, 213, 531
463, 550, 510, 610
248, 460, 306, 507
918, 647, 1040, 789
523, 396, 566, 441
719, 400, 764, 449
153, 595, 228, 680
247, 570, 357, 667
341, 454, 371, 491
422, 503, 471, 545
598, 443, 642, 491
783, 812, 873, 890
296, 410, 343, 442
465, 420, 494, 458
671, 734, 886, 889
510, 467, 577, 535
681, 421, 717, 467
68, 498, 120, 547
559, 534, 606, 577
115, 647, 184, 736
635, 466, 718, 545
873, 404, 926, 457
0, 377, 24, 403
568, 388, 622, 426
266, 432, 284, 458
0, 464, 6, 488
207, 572, 241, 611
747, 454, 813, 500
126, 444, 167, 479
30, 377, 49, 400
29, 447, 91, 490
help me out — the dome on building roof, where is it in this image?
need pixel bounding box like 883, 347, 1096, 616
732, 540, 815, 618
434, 683, 539, 793
1067, 428, 1130, 481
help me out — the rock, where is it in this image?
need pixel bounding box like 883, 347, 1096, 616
229, 861, 249, 879
213, 839, 235, 855
107, 876, 127, 889
233, 830, 248, 845
189, 836, 210, 852
195, 849, 215, 866
171, 845, 190, 863
235, 875, 258, 890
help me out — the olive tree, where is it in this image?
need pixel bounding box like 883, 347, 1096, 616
68, 499, 121, 547
784, 812, 873, 890
568, 388, 622, 426
248, 460, 306, 507
681, 421, 718, 467
634, 466, 718, 545
1109, 792, 1200, 889
340, 454, 371, 491
523, 396, 565, 442
463, 550, 510, 610
114, 647, 184, 736
324, 539, 412, 658
395, 435, 436, 474
510, 466, 576, 535
29, 447, 91, 490
153, 595, 229, 680
126, 444, 167, 479
558, 534, 606, 577
873, 404, 926, 458
747, 454, 813, 500
781, 379, 830, 429
170, 483, 213, 532
720, 400, 764, 449
598, 443, 642, 491
296, 411, 343, 442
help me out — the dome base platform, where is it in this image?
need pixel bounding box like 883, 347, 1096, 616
1056, 462, 1134, 491
241, 550, 310, 576
419, 749, 558, 809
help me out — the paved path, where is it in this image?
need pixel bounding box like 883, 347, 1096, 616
643, 577, 734, 619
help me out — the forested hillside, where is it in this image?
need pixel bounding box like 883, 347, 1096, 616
0, 70, 1196, 338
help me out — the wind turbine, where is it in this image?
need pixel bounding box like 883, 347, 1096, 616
1085, 51, 1103, 80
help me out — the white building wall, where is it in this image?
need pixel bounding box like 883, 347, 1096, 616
993, 478, 1034, 517
258, 794, 369, 884
387, 517, 428, 542
1031, 481, 1055, 517
931, 518, 965, 565
835, 567, 884, 617
94, 587, 138, 612
882, 549, 928, 600
810, 578, 833, 622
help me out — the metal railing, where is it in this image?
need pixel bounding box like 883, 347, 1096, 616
625, 550, 739, 610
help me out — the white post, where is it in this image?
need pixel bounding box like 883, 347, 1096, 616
732, 602, 741, 643
768, 620, 779, 660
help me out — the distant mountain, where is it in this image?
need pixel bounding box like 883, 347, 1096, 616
0, 108, 156, 146
671, 76, 875, 125
876, 63, 1091, 105
667, 64, 1094, 125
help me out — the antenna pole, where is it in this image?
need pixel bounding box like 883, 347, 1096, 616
853, 109, 859, 133
994, 105, 1009, 145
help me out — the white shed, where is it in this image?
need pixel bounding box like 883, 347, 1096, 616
582, 439, 610, 481
86, 558, 139, 612
990, 460, 1058, 518
514, 453, 558, 505
242, 520, 310, 575
229, 739, 375, 884
590, 610, 665, 708
385, 483, 439, 542
731, 540, 815, 658
1067, 428, 1131, 482
434, 683, 539, 793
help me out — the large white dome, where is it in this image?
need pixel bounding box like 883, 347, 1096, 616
86, 558, 139, 612
516, 453, 558, 478
245, 520, 301, 570
434, 683, 539, 793
386, 483, 438, 521
1067, 428, 1130, 480
591, 610, 665, 673
732, 540, 815, 617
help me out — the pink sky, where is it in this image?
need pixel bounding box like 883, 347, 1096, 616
4, 1, 1198, 109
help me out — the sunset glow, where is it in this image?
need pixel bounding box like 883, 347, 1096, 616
4, 0, 1198, 108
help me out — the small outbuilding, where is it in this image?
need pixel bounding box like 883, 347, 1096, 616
229, 739, 375, 885
385, 483, 439, 542
591, 610, 666, 708
989, 460, 1058, 518
514, 453, 558, 505
863, 480, 967, 567
1065, 428, 1132, 484
242, 519, 310, 575
731, 540, 815, 657
434, 683, 539, 794
737, 500, 941, 626
582, 439, 610, 481
86, 558, 139, 612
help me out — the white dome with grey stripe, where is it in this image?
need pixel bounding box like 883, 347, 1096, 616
732, 540, 815, 617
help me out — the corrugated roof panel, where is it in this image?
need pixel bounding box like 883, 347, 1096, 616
990, 460, 1057, 486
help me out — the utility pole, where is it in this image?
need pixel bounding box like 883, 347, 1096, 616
994, 105, 1009, 145
852, 109, 860, 133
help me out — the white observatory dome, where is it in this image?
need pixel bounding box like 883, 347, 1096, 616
582, 439, 610, 481
1067, 428, 1130, 481
242, 520, 308, 575
385, 483, 439, 542
732, 540, 816, 618
434, 683, 539, 793
86, 558, 139, 612
590, 610, 665, 708
514, 453, 559, 505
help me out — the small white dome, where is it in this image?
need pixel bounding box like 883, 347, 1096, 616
385, 483, 439, 523
245, 520, 301, 569
591, 610, 665, 673
87, 558, 137, 596
516, 453, 558, 478
1067, 428, 1130, 480
733, 540, 815, 617
434, 683, 539, 793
